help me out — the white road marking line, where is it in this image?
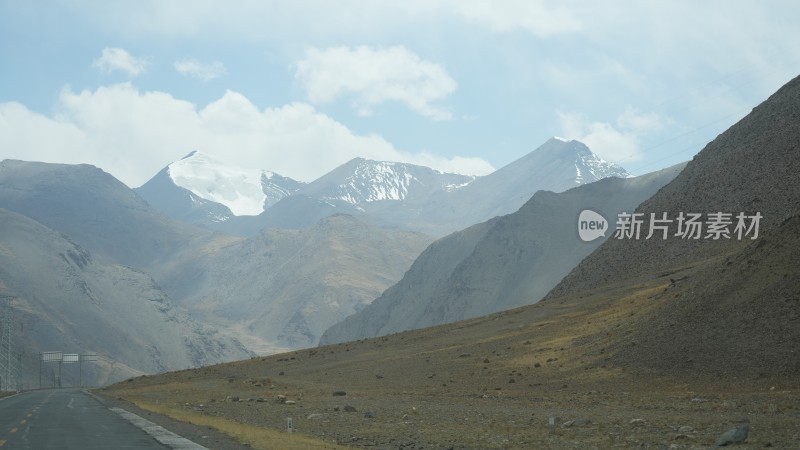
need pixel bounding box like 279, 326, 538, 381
109, 407, 208, 450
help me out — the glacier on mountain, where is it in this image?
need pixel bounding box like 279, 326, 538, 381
168, 151, 268, 216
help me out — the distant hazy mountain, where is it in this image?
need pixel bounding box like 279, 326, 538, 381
298, 157, 475, 205
148, 214, 433, 353
0, 157, 431, 355
0, 208, 252, 387
544, 74, 800, 378
137, 153, 472, 236
136, 151, 304, 233
320, 162, 682, 345
245, 158, 476, 234
360, 137, 631, 235
137, 138, 629, 237
431, 137, 630, 231
0, 160, 211, 268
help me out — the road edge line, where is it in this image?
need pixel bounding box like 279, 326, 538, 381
109, 407, 210, 450
84, 389, 207, 450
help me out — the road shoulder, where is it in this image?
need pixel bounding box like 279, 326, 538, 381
89, 390, 253, 450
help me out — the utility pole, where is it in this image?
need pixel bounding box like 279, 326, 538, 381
0, 298, 17, 392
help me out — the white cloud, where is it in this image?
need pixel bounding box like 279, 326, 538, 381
174, 58, 226, 81
0, 84, 492, 187
557, 107, 669, 163
91, 47, 149, 76
293, 45, 457, 120
617, 106, 667, 132
451, 0, 581, 36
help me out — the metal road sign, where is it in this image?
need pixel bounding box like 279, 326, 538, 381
41, 351, 63, 362
39, 350, 99, 388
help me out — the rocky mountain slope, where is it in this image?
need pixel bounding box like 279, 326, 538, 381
0, 160, 212, 268
545, 73, 800, 378
321, 162, 682, 345
0, 208, 251, 387
149, 214, 432, 353
0, 158, 433, 357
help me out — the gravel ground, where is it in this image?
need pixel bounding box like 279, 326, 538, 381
99, 275, 800, 449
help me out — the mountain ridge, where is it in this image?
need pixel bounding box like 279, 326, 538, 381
148, 213, 433, 353
321, 161, 681, 345
0, 208, 252, 387
544, 73, 800, 378
0, 160, 211, 268
135, 137, 630, 237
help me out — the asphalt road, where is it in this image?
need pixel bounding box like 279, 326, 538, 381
0, 389, 170, 449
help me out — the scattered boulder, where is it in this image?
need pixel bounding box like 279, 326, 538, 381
343, 405, 357, 413
333, 391, 347, 396
562, 419, 590, 428
716, 423, 749, 446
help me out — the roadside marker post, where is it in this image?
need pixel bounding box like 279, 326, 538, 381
287, 417, 293, 433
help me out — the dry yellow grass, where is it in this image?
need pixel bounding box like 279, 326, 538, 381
115, 389, 352, 450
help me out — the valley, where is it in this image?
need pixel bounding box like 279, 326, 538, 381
101, 253, 800, 448
99, 74, 800, 448
2, 4, 798, 449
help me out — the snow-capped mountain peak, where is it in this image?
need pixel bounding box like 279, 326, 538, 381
334, 159, 414, 203
167, 151, 267, 216
571, 142, 631, 184
313, 158, 475, 206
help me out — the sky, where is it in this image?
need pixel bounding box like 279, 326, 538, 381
1, 1, 799, 187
